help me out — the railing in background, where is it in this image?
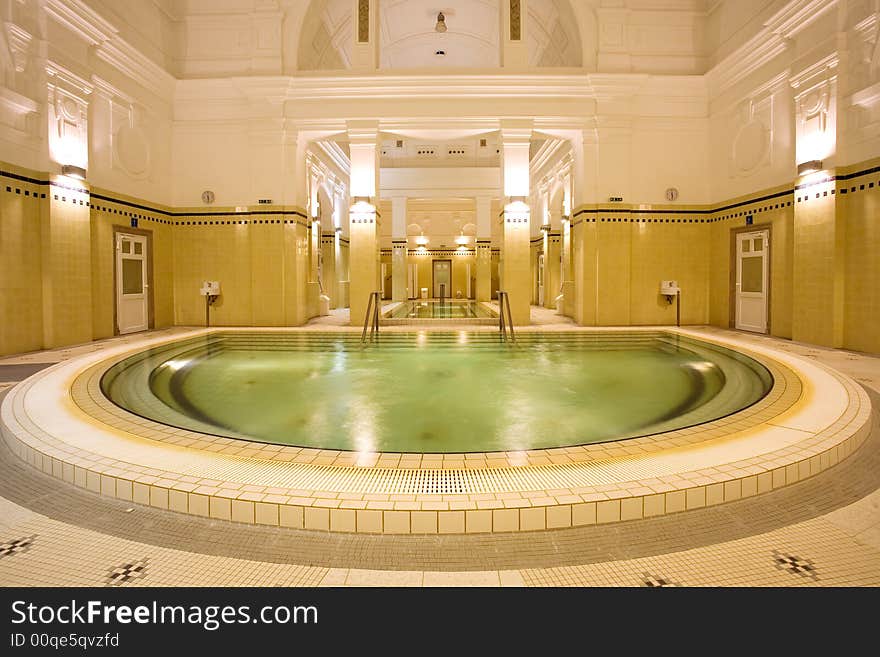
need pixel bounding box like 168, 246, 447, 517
361, 291, 381, 343
497, 291, 516, 343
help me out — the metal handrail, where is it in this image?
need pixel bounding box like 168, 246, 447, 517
361, 291, 381, 343
497, 291, 516, 343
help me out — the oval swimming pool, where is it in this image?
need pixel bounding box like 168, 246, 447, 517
100, 331, 773, 453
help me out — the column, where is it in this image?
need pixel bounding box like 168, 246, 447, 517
306, 169, 321, 318
474, 196, 492, 301
501, 0, 528, 69
347, 121, 380, 326
501, 120, 532, 325
790, 60, 843, 347
391, 196, 408, 300
351, 0, 379, 71
43, 68, 93, 348
568, 128, 599, 323
543, 197, 563, 309
281, 129, 309, 326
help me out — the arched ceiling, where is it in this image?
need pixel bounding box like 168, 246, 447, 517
298, 0, 583, 71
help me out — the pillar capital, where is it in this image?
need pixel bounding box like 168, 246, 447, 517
499, 119, 533, 144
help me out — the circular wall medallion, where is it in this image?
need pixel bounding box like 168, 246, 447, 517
733, 120, 768, 173
114, 125, 150, 177
201, 190, 215, 205
665, 187, 679, 202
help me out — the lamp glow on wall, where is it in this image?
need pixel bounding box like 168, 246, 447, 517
504, 197, 530, 225
795, 86, 836, 177
52, 133, 88, 180
350, 197, 376, 224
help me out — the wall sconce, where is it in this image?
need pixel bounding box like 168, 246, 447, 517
61, 164, 87, 180
504, 197, 530, 224
415, 235, 429, 246
350, 198, 376, 224
797, 160, 823, 175
454, 234, 469, 245
435, 12, 447, 32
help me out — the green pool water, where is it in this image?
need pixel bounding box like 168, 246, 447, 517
385, 301, 497, 319
101, 332, 772, 453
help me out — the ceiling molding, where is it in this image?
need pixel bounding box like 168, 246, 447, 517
707, 0, 839, 98
95, 38, 176, 100
315, 139, 352, 176
44, 0, 117, 46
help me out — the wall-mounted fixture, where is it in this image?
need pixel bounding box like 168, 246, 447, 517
797, 159, 823, 175
201, 190, 215, 204
415, 235, 429, 246
61, 164, 86, 180
660, 280, 681, 327
258, 198, 273, 205
335, 226, 343, 233
455, 234, 469, 245
435, 12, 447, 32
435, 50, 446, 56
200, 280, 221, 327
540, 224, 551, 232
608, 196, 623, 203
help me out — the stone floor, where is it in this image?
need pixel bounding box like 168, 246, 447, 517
0, 308, 878, 587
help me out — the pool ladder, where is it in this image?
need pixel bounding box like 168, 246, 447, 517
361, 291, 381, 343
497, 291, 516, 343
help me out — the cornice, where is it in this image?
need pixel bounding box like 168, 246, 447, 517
41, 0, 174, 101
765, 0, 839, 39
94, 38, 176, 100
315, 140, 351, 176
46, 60, 93, 96
707, 0, 839, 98
43, 0, 117, 46
789, 52, 839, 92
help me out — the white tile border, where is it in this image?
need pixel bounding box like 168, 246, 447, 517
0, 327, 872, 534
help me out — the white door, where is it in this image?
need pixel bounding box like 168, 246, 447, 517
735, 230, 769, 333
537, 253, 545, 306
116, 233, 149, 334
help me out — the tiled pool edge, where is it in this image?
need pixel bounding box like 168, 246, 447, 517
0, 329, 873, 535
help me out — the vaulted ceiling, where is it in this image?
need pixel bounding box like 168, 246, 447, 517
298, 0, 583, 71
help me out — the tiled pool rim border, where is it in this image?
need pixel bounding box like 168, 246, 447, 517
0, 327, 872, 535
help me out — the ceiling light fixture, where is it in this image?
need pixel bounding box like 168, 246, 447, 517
435, 11, 447, 33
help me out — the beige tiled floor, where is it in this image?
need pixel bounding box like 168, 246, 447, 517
0, 310, 879, 586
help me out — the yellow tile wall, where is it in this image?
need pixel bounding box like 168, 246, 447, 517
2, 158, 879, 356
841, 167, 880, 353
172, 216, 310, 327
0, 172, 43, 355
571, 215, 711, 326
406, 252, 476, 299
791, 178, 840, 347
40, 180, 93, 349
